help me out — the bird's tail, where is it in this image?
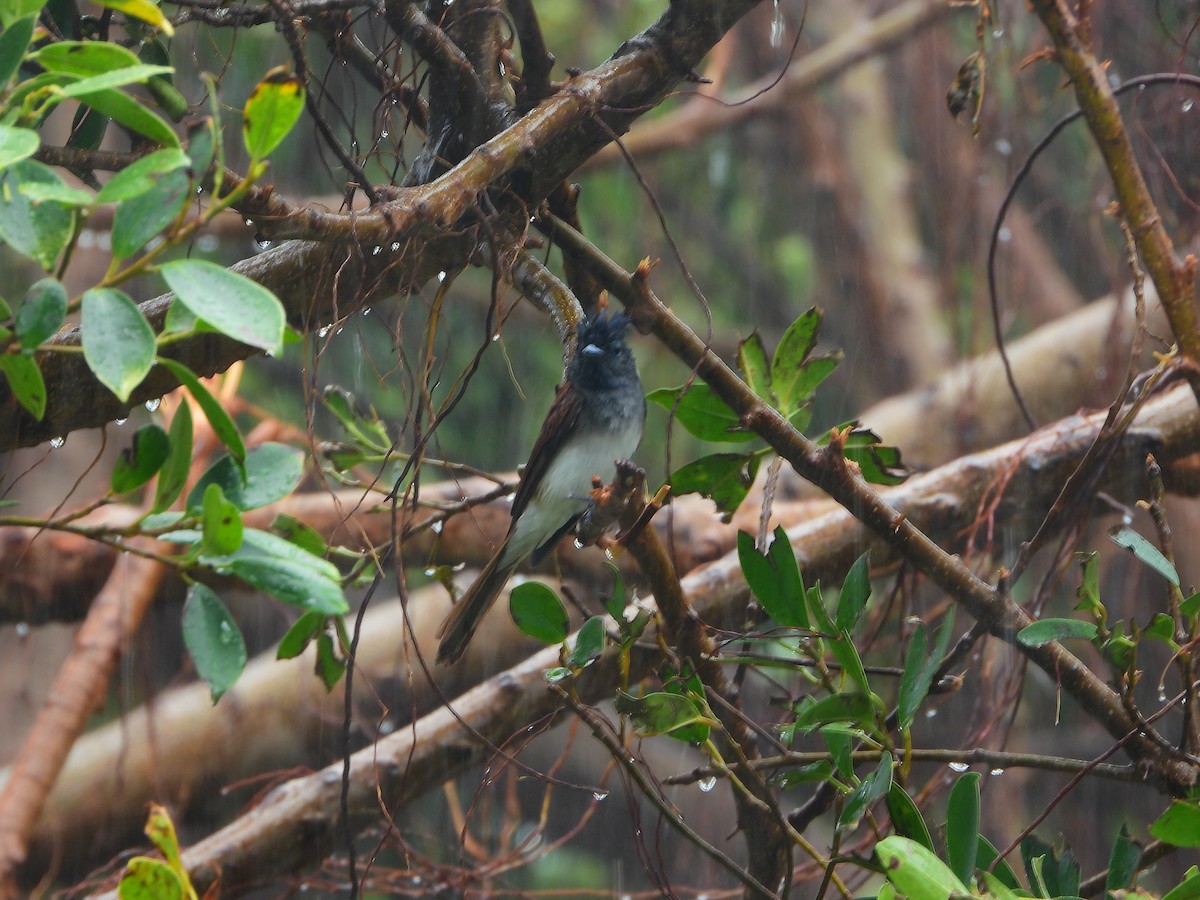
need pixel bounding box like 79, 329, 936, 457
436, 550, 519, 664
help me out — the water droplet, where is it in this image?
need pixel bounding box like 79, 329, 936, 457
255, 238, 273, 251
994, 138, 1012, 156
318, 325, 332, 338
1183, 99, 1194, 113
490, 332, 501, 343
770, 0, 783, 48
1158, 689, 1168, 703
998, 226, 1012, 243
371, 245, 381, 256
244, 218, 254, 227
925, 708, 938, 719
196, 234, 219, 252
361, 307, 372, 316
115, 416, 128, 426
948, 761, 969, 772
431, 520, 444, 534
573, 538, 585, 550
381, 129, 390, 138
144, 397, 162, 412
390, 241, 400, 252
78, 229, 96, 249
379, 719, 396, 735
992, 27, 1004, 39
423, 567, 436, 577
592, 790, 609, 801
437, 270, 448, 282
335, 327, 344, 335
49, 436, 65, 448
698, 775, 717, 793
989, 767, 1005, 776
15, 622, 29, 637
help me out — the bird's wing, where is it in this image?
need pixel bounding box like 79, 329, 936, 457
509, 381, 584, 522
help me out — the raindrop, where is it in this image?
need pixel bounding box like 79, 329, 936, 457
431, 520, 444, 534
381, 129, 390, 138
379, 719, 396, 735
244, 218, 254, 227
1158, 689, 1168, 703
1183, 99, 1194, 113
948, 761, 969, 772
770, 0, 783, 48
50, 436, 65, 448
390, 242, 401, 252
994, 138, 1012, 157
318, 325, 332, 338
998, 226, 1012, 243
698, 775, 717, 793
335, 327, 344, 335
592, 790, 609, 802
361, 307, 372, 316
115, 417, 128, 426
145, 398, 161, 412
989, 767, 1005, 776
437, 270, 448, 282
491, 332, 501, 343
371, 245, 382, 256
992, 28, 1004, 39
196, 234, 219, 252
925, 708, 938, 719
255, 239, 273, 252
423, 567, 436, 577
15, 622, 29, 638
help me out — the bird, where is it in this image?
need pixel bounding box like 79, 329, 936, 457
436, 310, 646, 664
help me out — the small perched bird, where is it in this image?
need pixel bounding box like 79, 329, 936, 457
436, 310, 646, 664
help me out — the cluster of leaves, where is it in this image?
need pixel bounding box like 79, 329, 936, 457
648, 307, 906, 519
116, 804, 198, 900
0, 5, 353, 701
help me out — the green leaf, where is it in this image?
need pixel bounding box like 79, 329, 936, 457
322, 385, 391, 451
670, 452, 760, 518
1021, 834, 1080, 898
187, 443, 303, 512
945, 771, 980, 884
898, 610, 955, 729
0, 161, 76, 270
227, 555, 347, 614
648, 383, 756, 443
835, 551, 871, 632
1074, 551, 1104, 618
737, 331, 771, 399
32, 40, 142, 76
235, 528, 339, 580
97, 148, 189, 202
185, 116, 217, 182
111, 166, 190, 261
0, 15, 37, 92
603, 562, 625, 620
15, 278, 67, 348
160, 259, 285, 355
1017, 617, 1099, 647
976, 835, 1021, 891
118, 857, 185, 900
979, 871, 1022, 900
152, 401, 193, 513
0, 352, 46, 418
772, 307, 824, 414
793, 691, 876, 732
200, 483, 243, 557
58, 64, 174, 99
1182, 592, 1200, 619
508, 581, 569, 645
157, 358, 245, 463
1162, 869, 1200, 900
567, 615, 606, 669
276, 611, 324, 660
737, 527, 807, 628
838, 751, 892, 832
242, 66, 306, 160
74, 87, 180, 148
182, 582, 246, 703
886, 783, 934, 852
615, 690, 712, 742
0, 125, 39, 171
271, 514, 328, 558
1109, 524, 1180, 587
774, 760, 834, 789
821, 424, 910, 485
1152, 800, 1200, 847
314, 630, 345, 689
1106, 824, 1142, 891
111, 424, 169, 493
81, 288, 156, 402
822, 727, 853, 778
876, 836, 969, 900
17, 180, 94, 206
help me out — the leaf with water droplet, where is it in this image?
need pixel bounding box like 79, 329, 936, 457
182, 582, 246, 703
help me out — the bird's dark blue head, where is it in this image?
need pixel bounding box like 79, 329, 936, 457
569, 310, 638, 390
